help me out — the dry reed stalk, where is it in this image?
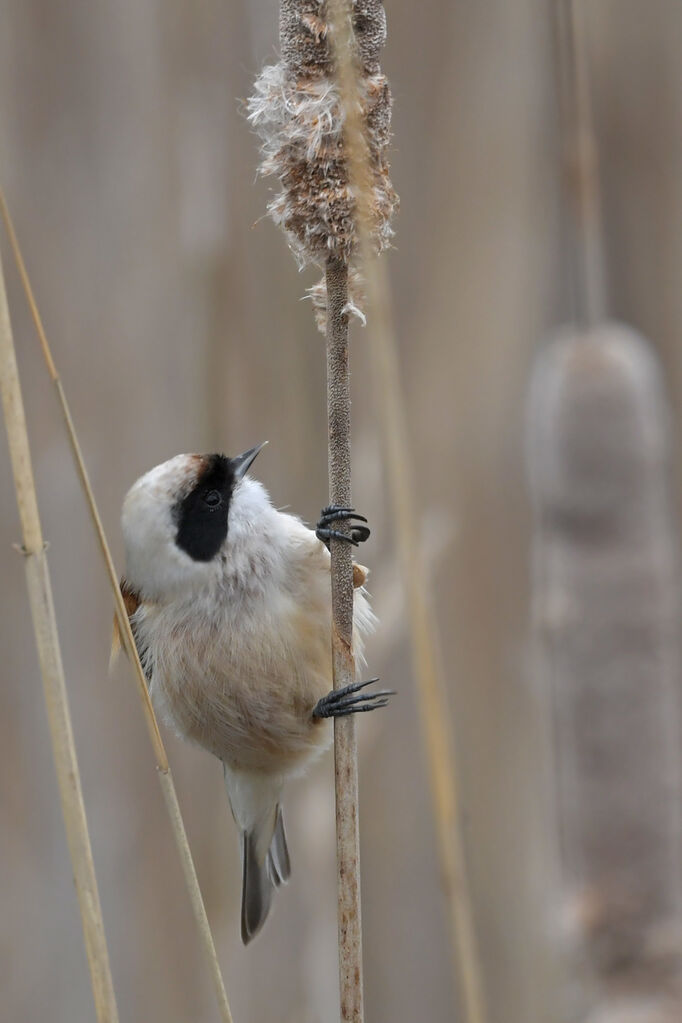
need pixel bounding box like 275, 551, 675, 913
0, 187, 235, 1023
249, 4, 398, 1019
323, 5, 488, 1022
0, 239, 119, 1022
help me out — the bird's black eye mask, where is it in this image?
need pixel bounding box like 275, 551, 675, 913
174, 455, 235, 562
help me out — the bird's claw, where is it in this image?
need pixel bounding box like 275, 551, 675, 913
316, 505, 370, 548
312, 677, 394, 719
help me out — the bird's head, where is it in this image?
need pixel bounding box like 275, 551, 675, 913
121, 443, 268, 601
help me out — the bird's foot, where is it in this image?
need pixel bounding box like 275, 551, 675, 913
312, 678, 394, 719
315, 505, 370, 548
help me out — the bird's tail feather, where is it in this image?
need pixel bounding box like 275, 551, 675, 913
267, 805, 291, 888
241, 828, 273, 944
223, 764, 291, 944
241, 804, 290, 943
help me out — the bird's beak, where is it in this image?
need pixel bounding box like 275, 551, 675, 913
232, 441, 268, 480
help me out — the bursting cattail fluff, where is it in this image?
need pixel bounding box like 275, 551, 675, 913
248, 0, 398, 329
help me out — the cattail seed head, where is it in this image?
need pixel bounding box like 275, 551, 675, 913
280, 0, 387, 75
248, 0, 398, 329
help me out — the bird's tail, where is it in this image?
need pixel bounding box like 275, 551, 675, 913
223, 766, 291, 944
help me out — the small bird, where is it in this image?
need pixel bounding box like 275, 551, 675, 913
117, 443, 389, 943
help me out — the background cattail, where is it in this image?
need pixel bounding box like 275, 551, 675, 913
530, 8, 682, 1020
248, 0, 398, 328
527, 323, 682, 1022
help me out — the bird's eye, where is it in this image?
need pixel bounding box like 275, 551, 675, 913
203, 489, 222, 508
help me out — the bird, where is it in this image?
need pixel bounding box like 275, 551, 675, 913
115, 442, 390, 943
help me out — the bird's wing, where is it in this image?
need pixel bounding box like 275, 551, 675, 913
109, 579, 141, 670
353, 563, 368, 588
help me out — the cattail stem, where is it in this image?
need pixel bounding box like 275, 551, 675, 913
325, 6, 487, 1021
0, 238, 119, 1022
249, 2, 397, 1015
0, 187, 235, 1023
325, 255, 364, 1022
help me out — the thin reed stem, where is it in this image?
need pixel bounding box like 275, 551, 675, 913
0, 186, 235, 1023
0, 239, 119, 1022
325, 4, 487, 1020
326, 255, 364, 1022
553, 0, 607, 325
366, 261, 486, 1023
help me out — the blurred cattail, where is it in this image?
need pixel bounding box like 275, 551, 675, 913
248, 0, 398, 329
527, 323, 682, 1022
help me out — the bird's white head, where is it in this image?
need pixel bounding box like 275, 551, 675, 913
121, 443, 269, 602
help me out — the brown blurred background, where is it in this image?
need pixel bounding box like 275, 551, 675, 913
1, 2, 682, 1021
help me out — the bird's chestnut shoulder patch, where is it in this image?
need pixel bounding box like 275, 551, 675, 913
174, 454, 234, 562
